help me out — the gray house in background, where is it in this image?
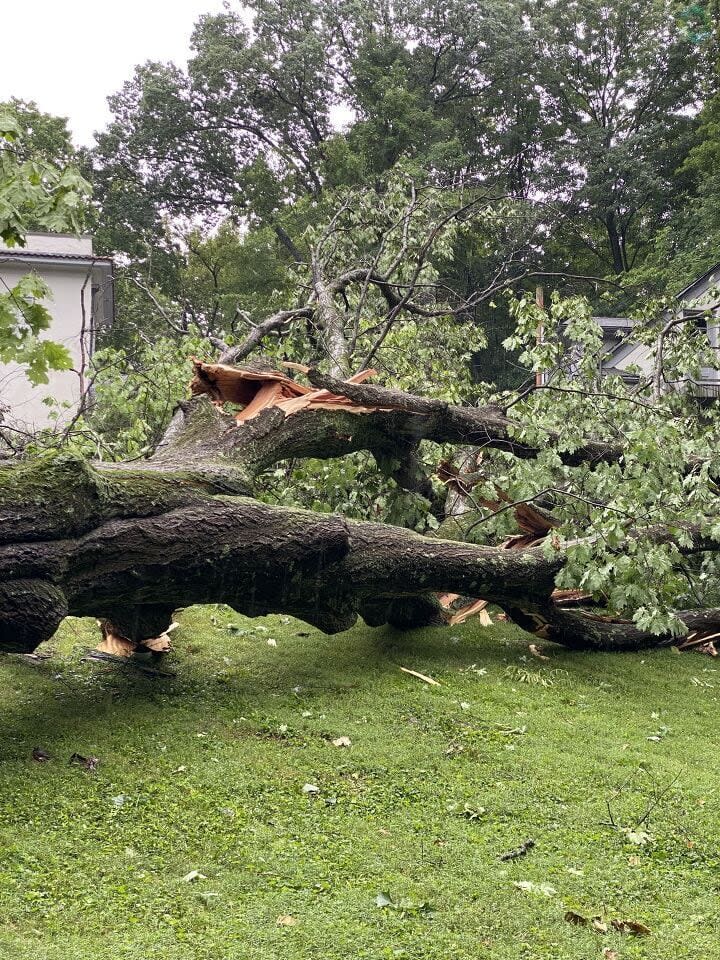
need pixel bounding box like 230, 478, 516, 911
0, 233, 114, 429
596, 265, 720, 398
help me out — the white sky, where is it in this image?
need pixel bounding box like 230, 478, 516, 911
0, 0, 227, 147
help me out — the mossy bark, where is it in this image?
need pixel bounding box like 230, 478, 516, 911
0, 449, 563, 652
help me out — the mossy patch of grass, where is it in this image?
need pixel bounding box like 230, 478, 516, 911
0, 607, 718, 959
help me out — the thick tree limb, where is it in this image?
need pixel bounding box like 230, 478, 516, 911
304, 368, 623, 466
0, 454, 561, 653
538, 606, 720, 652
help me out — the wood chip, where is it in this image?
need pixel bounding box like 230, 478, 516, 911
449, 599, 491, 626
399, 667, 440, 686
95, 630, 136, 657
140, 632, 173, 653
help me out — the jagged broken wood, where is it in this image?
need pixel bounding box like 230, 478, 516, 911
2, 362, 719, 655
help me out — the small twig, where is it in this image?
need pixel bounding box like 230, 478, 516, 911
399, 667, 440, 686
500, 839, 536, 861
82, 650, 175, 678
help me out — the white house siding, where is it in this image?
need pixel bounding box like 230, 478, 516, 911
604, 341, 654, 379
0, 234, 113, 430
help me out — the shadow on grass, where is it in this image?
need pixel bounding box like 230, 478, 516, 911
0, 606, 686, 766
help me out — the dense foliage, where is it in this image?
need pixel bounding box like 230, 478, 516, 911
0, 107, 90, 386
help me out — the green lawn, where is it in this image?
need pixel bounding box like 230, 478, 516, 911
0, 608, 718, 959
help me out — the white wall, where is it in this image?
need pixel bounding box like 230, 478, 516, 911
0, 258, 94, 430
12, 234, 94, 257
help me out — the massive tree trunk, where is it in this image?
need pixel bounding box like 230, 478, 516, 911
0, 457, 561, 652
1, 363, 717, 655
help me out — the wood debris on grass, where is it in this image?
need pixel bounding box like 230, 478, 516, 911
499, 838, 535, 861
83, 650, 176, 678
95, 623, 136, 657
437, 595, 493, 626
399, 667, 441, 686
564, 911, 650, 937
528, 644, 549, 660
95, 620, 176, 657
677, 630, 720, 656
69, 752, 99, 772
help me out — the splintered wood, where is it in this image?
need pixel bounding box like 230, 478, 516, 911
190, 360, 391, 422
437, 595, 493, 626
436, 492, 591, 627
95, 620, 176, 657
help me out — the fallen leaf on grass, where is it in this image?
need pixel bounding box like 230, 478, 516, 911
621, 828, 652, 846
69, 753, 99, 771
374, 891, 434, 916
512, 880, 556, 897
399, 667, 440, 686
198, 892, 220, 903
447, 801, 486, 820
564, 913, 610, 935
611, 919, 651, 936
529, 644, 549, 660
276, 915, 298, 926
564, 911, 588, 926
331, 736, 352, 747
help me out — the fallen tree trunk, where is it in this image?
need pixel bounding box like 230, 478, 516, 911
3, 365, 719, 656
0, 452, 562, 652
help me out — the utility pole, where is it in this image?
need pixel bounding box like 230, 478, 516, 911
535, 284, 545, 387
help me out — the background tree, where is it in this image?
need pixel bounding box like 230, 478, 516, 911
0, 106, 91, 393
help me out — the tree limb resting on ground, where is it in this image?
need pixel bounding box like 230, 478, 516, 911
2, 362, 719, 656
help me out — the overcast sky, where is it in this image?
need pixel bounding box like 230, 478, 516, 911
1, 0, 227, 147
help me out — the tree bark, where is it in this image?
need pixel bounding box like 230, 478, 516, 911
2, 376, 717, 657
0, 452, 561, 653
